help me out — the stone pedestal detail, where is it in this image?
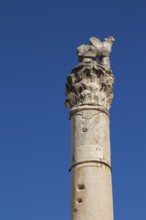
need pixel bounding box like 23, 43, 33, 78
65, 36, 115, 220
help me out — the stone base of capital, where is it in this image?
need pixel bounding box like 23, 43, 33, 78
69, 105, 109, 119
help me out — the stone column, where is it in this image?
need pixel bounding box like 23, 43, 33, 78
65, 36, 115, 220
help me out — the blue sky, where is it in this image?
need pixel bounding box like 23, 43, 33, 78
0, 0, 146, 219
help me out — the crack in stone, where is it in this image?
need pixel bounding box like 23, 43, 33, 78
81, 112, 100, 121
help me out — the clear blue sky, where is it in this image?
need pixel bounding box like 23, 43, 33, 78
0, 0, 146, 219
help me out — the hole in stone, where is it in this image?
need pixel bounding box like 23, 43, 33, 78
82, 127, 88, 132
78, 183, 85, 190
77, 197, 82, 203
73, 208, 77, 213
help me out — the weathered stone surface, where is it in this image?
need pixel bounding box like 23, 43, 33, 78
71, 110, 111, 165
70, 109, 113, 220
65, 61, 114, 110
65, 36, 115, 220
71, 164, 113, 220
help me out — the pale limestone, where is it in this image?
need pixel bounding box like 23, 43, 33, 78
65, 36, 115, 220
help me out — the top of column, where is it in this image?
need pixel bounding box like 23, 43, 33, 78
65, 36, 115, 113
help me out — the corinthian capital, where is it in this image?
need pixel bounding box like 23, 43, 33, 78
65, 36, 115, 111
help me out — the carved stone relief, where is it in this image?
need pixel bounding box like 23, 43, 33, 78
65, 36, 115, 111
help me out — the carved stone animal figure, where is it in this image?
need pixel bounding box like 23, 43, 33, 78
90, 36, 115, 69
89, 36, 115, 57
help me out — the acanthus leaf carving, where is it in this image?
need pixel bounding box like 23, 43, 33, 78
65, 36, 115, 111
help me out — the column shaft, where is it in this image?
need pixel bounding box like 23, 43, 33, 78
70, 109, 113, 220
